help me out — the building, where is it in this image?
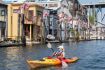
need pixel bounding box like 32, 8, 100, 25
25, 0, 60, 40
56, 0, 80, 41
57, 0, 88, 41
44, 9, 58, 39
7, 3, 44, 43
26, 0, 61, 10
0, 3, 7, 41
25, 0, 88, 41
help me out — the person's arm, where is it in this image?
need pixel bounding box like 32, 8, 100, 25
52, 51, 58, 57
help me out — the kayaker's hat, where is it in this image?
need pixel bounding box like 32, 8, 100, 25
57, 45, 64, 50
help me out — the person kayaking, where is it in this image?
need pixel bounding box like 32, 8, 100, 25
47, 42, 65, 60
52, 44, 69, 67
47, 43, 68, 67
52, 44, 65, 60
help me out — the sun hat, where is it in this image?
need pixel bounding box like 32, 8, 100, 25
57, 45, 64, 49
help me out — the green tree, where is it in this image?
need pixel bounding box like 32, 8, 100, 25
89, 8, 97, 25
89, 15, 94, 25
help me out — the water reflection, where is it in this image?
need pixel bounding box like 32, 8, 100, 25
30, 65, 68, 70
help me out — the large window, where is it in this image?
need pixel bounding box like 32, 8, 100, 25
28, 10, 33, 21
1, 28, 5, 37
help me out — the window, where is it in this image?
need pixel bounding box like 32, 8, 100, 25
37, 10, 42, 16
1, 10, 5, 16
28, 10, 33, 21
1, 28, 5, 37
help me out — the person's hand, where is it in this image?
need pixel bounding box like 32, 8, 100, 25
52, 52, 56, 56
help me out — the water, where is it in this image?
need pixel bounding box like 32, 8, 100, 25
0, 40, 105, 70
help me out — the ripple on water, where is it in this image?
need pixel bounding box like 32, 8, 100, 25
1, 40, 105, 70
83, 57, 105, 70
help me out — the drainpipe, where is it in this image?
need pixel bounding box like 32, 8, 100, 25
5, 10, 8, 39
21, 14, 26, 46
30, 24, 32, 41
18, 14, 21, 41
20, 3, 26, 46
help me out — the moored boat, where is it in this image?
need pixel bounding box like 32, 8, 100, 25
27, 57, 78, 69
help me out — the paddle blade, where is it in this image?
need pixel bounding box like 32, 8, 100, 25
47, 43, 52, 48
62, 61, 68, 68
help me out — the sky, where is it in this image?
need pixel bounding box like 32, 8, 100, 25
79, 0, 102, 4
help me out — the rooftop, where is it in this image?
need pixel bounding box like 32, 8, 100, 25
83, 3, 105, 8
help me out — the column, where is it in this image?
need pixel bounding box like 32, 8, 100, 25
30, 24, 32, 41
0, 28, 1, 40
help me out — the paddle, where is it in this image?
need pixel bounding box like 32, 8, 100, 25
47, 42, 54, 52
61, 60, 68, 68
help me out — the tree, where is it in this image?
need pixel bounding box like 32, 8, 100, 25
89, 8, 97, 25
89, 15, 94, 25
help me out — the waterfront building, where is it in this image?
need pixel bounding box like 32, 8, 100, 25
25, 0, 60, 41
0, 3, 7, 41
57, 0, 73, 41
24, 0, 88, 41
57, 0, 88, 41
90, 24, 105, 40
7, 3, 44, 43
57, 0, 81, 41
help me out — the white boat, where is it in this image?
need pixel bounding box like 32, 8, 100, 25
47, 34, 55, 40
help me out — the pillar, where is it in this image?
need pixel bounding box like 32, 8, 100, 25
30, 24, 32, 41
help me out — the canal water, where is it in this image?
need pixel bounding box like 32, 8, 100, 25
0, 40, 105, 70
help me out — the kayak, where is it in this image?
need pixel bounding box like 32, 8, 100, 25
27, 57, 78, 68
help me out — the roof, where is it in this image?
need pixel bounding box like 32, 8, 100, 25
0, 3, 7, 6
10, 2, 44, 8
83, 3, 105, 8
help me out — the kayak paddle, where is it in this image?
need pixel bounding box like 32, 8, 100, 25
61, 60, 68, 68
47, 42, 54, 52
